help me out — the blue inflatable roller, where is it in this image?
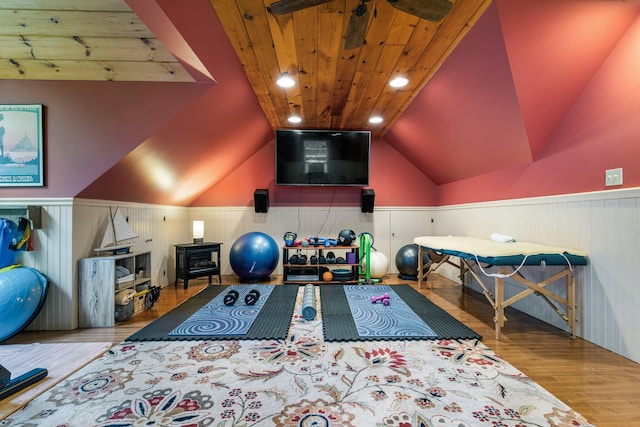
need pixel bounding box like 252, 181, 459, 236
0, 266, 48, 343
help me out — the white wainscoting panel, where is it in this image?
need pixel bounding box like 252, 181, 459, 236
7, 192, 638, 364
433, 189, 640, 363
0, 199, 75, 331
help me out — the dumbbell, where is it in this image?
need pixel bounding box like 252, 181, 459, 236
223, 290, 239, 306
223, 289, 261, 306
371, 293, 390, 306
244, 289, 261, 306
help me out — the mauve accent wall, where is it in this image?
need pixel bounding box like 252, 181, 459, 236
1, 0, 638, 208
0, 80, 209, 198
436, 5, 640, 206
191, 138, 438, 207
384, 1, 640, 206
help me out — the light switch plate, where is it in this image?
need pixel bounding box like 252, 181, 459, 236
605, 168, 623, 186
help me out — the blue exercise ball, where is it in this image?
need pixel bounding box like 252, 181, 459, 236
0, 266, 48, 343
229, 232, 279, 281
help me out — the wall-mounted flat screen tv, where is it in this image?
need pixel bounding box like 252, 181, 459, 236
275, 130, 370, 186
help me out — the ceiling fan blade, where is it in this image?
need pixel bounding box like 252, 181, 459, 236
269, 0, 333, 15
387, 0, 453, 22
344, 7, 370, 50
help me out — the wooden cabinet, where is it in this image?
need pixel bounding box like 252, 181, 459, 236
174, 242, 222, 289
282, 245, 359, 284
79, 251, 152, 327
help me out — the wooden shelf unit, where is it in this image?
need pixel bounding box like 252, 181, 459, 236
79, 251, 152, 327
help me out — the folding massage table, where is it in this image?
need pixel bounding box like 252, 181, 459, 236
413, 236, 588, 340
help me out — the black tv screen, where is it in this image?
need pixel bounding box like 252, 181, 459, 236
275, 130, 370, 186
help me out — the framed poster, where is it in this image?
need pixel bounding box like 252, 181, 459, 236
0, 104, 44, 187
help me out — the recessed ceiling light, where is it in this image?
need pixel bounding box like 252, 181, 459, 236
288, 115, 302, 124
389, 76, 409, 88
369, 116, 383, 124
277, 73, 295, 88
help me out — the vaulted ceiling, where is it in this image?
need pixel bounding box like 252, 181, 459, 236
210, 0, 491, 136
0, 0, 493, 137
1, 0, 639, 204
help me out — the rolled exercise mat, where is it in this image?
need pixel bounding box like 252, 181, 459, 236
301, 284, 317, 320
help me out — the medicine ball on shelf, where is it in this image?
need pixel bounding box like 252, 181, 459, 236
338, 229, 356, 246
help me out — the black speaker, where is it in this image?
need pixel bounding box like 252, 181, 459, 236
254, 189, 269, 213
361, 188, 375, 213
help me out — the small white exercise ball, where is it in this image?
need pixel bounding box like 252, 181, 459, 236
364, 251, 389, 279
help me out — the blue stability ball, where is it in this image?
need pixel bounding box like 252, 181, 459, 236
229, 232, 279, 281
0, 266, 49, 343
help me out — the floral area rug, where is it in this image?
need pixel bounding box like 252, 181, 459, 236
3, 286, 594, 427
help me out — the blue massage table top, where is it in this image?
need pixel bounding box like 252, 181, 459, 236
413, 236, 588, 267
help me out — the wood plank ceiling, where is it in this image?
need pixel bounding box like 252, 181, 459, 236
0, 0, 493, 137
0, 0, 193, 82
210, 0, 492, 137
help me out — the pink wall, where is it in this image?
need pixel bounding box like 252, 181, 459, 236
437, 6, 640, 205
0, 80, 209, 198
385, 3, 533, 185
192, 137, 437, 207
497, 0, 639, 160
1, 0, 638, 208
78, 0, 275, 206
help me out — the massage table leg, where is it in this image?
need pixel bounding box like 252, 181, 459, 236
495, 277, 505, 340
418, 246, 426, 289
568, 271, 576, 339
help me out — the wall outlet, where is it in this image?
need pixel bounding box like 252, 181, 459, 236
605, 168, 623, 187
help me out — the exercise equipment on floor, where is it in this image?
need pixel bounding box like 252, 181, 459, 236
395, 244, 432, 280
0, 363, 48, 400
0, 265, 49, 343
244, 289, 260, 305
371, 292, 390, 306
363, 251, 389, 279
223, 289, 261, 306
229, 232, 279, 282
359, 232, 388, 283
301, 284, 317, 320
223, 290, 240, 306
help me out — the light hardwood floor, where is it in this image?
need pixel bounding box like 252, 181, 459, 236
7, 274, 640, 426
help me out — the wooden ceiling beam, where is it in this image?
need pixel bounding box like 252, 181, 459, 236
0, 35, 175, 62
0, 0, 131, 12
0, 58, 193, 81
0, 10, 153, 38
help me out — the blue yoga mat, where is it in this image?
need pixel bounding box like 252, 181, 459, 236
343, 285, 436, 338
168, 285, 274, 337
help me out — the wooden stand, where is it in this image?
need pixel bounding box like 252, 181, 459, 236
418, 246, 578, 340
